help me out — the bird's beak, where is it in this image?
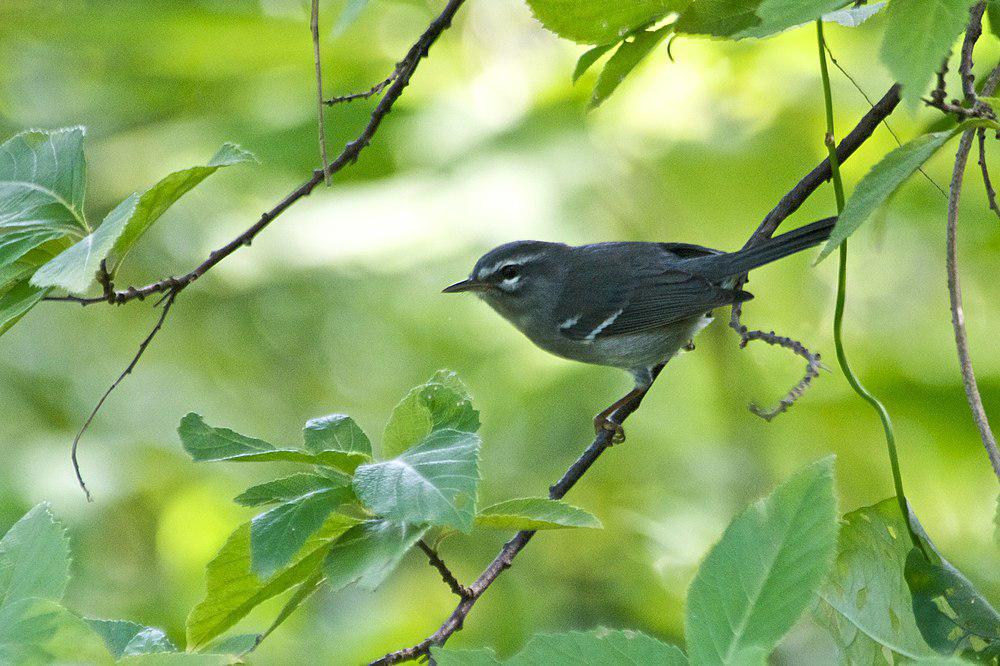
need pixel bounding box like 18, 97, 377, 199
442, 278, 489, 294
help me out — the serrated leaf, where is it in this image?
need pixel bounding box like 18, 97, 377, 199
573, 43, 616, 82
823, 1, 886, 27
30, 193, 139, 294
354, 429, 481, 533
819, 120, 1000, 262
816, 498, 939, 660
177, 412, 358, 470
186, 514, 356, 649
0, 280, 47, 336
382, 372, 479, 458
201, 632, 260, 656
303, 413, 372, 465
234, 473, 347, 507
880, 0, 978, 106
250, 487, 353, 578
590, 26, 671, 108
526, 0, 684, 45
431, 647, 501, 665
686, 457, 838, 665
905, 547, 1000, 661
476, 498, 602, 531
0, 503, 71, 609
324, 520, 427, 592
676, 0, 763, 37
0, 598, 111, 666
0, 229, 64, 272
86, 619, 174, 659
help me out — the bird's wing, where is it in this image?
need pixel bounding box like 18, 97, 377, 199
556, 243, 749, 341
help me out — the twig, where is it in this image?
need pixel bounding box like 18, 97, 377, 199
43, 0, 467, 309
961, 3, 988, 102
71, 289, 179, 499
417, 541, 472, 600
325, 72, 398, 105
976, 128, 1000, 219
735, 327, 824, 421
945, 38, 1000, 481
312, 0, 332, 186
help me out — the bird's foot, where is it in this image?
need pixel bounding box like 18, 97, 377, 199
593, 414, 626, 444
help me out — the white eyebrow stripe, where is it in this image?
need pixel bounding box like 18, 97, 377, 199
585, 308, 624, 341
477, 253, 547, 279
559, 314, 581, 330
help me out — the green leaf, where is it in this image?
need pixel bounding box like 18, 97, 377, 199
30, 193, 139, 294
234, 473, 347, 507
525, 0, 684, 45
354, 428, 481, 533
0, 280, 47, 337
433, 628, 687, 665
686, 457, 838, 665
476, 498, 602, 531
0, 503, 71, 609
0, 127, 88, 242
120, 655, 231, 665
880, 0, 978, 106
573, 43, 616, 83
590, 27, 671, 109
823, 1, 886, 27
324, 520, 427, 592
250, 487, 353, 578
905, 548, 1000, 661
989, 0, 1000, 39
0, 599, 111, 666
200, 633, 260, 656
816, 498, 939, 660
818, 121, 1000, 261
303, 414, 371, 456
185, 515, 356, 650
86, 619, 174, 659
676, 0, 846, 38
0, 229, 64, 273
177, 412, 356, 470
676, 0, 763, 37
382, 371, 479, 458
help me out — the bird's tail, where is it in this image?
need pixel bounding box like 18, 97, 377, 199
695, 217, 836, 281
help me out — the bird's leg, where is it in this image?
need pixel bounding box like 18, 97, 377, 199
593, 363, 667, 444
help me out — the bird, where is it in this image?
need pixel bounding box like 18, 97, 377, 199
443, 217, 836, 441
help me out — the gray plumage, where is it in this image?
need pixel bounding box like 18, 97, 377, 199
444, 217, 835, 390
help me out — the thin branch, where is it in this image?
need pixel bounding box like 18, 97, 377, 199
734, 326, 824, 421
71, 289, 179, 499
976, 128, 1000, 220
43, 0, 468, 309
326, 71, 398, 105
945, 33, 1000, 480
312, 0, 332, 186
417, 541, 472, 600
961, 3, 988, 102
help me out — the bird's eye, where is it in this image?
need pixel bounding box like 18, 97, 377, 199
499, 264, 520, 280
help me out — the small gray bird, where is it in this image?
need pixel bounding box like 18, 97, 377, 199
444, 217, 835, 439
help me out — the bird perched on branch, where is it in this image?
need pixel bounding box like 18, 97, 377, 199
444, 217, 836, 440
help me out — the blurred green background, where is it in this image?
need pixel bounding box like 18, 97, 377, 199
1, 0, 997, 663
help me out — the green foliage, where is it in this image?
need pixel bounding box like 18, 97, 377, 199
572, 43, 615, 82
526, 0, 684, 45
382, 370, 479, 459
819, 121, 1000, 262
303, 413, 372, 458
905, 547, 1000, 661
234, 472, 347, 507
675, 0, 843, 39
822, 1, 885, 27
475, 497, 602, 530
0, 505, 243, 663
880, 0, 978, 106
590, 27, 672, 108
354, 428, 481, 532
685, 457, 838, 664
816, 498, 940, 660
433, 628, 688, 664
323, 520, 428, 592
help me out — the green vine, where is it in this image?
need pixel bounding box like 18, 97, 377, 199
815, 20, 925, 556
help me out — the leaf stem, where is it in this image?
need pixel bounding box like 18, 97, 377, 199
816, 20, 925, 555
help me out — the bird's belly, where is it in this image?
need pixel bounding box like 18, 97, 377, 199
532, 314, 713, 370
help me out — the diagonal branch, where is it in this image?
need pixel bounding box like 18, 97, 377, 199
417, 540, 472, 600
312, 0, 332, 186
371, 86, 906, 664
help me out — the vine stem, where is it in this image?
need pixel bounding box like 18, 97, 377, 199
815, 21, 924, 553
